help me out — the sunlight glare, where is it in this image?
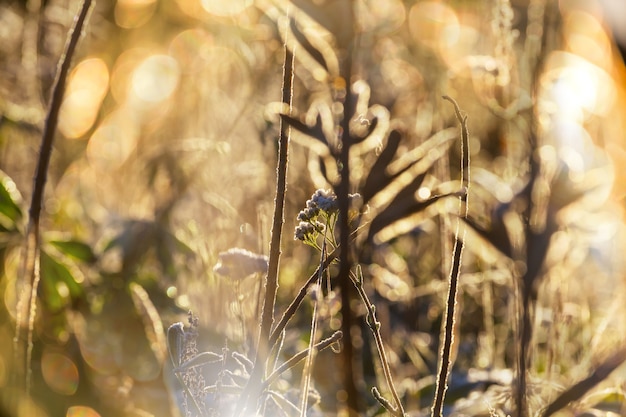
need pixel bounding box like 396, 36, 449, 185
114, 0, 157, 29
542, 51, 616, 120
131, 55, 180, 103
66, 406, 101, 417
408, 2, 459, 52
200, 0, 252, 16
59, 58, 109, 139
563, 10, 612, 69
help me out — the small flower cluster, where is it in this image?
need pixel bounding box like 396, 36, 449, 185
300, 189, 339, 220
295, 189, 337, 246
294, 189, 363, 248
294, 220, 326, 241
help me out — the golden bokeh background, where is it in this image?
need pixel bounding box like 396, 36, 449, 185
0, 0, 626, 416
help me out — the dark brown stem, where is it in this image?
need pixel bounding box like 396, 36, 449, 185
352, 269, 405, 416
30, 0, 93, 228
541, 346, 626, 417
268, 247, 337, 347
337, 43, 360, 417
431, 96, 469, 417
237, 41, 294, 416
13, 0, 94, 394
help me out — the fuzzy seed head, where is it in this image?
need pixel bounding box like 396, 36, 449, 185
213, 248, 269, 281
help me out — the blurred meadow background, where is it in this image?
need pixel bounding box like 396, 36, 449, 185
1, 0, 626, 416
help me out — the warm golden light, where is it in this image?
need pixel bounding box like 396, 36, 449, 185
86, 109, 139, 172
131, 55, 180, 103
58, 58, 109, 139
200, 0, 252, 17
541, 51, 616, 120
114, 0, 157, 29
169, 29, 214, 74
563, 10, 613, 70
408, 2, 459, 52
66, 406, 101, 417
357, 0, 406, 34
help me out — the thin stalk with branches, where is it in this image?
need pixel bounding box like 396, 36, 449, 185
431, 96, 470, 417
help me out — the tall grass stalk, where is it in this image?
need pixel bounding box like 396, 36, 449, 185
237, 13, 295, 414
431, 96, 470, 417
12, 0, 93, 394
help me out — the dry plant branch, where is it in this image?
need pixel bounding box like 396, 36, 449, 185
261, 330, 343, 391
541, 346, 626, 417
351, 266, 405, 417
237, 15, 295, 414
431, 96, 470, 417
13, 0, 94, 394
268, 247, 337, 347
299, 240, 326, 416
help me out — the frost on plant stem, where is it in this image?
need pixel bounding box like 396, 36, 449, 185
168, 313, 207, 417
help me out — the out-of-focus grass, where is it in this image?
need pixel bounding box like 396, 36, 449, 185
0, 0, 626, 416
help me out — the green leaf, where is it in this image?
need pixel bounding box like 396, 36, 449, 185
0, 170, 23, 225
40, 250, 84, 311
49, 239, 97, 263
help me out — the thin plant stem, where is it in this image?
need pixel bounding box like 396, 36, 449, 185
540, 346, 626, 417
237, 13, 295, 415
431, 96, 470, 417
268, 249, 336, 347
13, 0, 94, 394
261, 331, 343, 392
351, 266, 405, 417
268, 224, 365, 349
299, 240, 326, 416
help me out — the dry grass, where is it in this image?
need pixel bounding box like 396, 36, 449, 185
1, 0, 626, 416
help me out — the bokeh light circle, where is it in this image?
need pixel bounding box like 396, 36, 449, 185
41, 351, 79, 395
408, 2, 459, 51
66, 406, 101, 417
200, 0, 252, 16
131, 55, 180, 103
59, 58, 109, 139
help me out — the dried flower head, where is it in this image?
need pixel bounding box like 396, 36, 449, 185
310, 188, 338, 212
213, 248, 269, 281
294, 221, 325, 242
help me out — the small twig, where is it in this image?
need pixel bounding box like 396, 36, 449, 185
267, 247, 335, 345
299, 240, 326, 416
268, 225, 363, 347
351, 266, 406, 417
541, 346, 626, 417
261, 331, 343, 391
431, 96, 470, 417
